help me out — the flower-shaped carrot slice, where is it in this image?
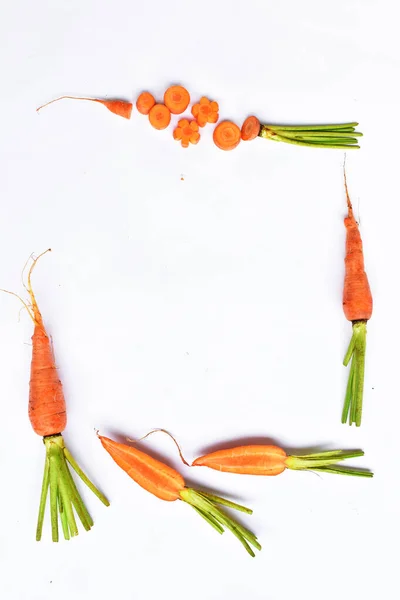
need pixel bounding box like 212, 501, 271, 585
192, 97, 219, 127
173, 119, 200, 148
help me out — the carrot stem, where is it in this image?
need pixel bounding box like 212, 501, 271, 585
311, 466, 373, 477
36, 435, 109, 541
266, 122, 359, 131
259, 124, 361, 149
342, 321, 367, 426
285, 448, 372, 477
180, 488, 261, 557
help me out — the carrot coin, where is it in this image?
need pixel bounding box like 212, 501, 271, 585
164, 85, 190, 114
213, 120, 241, 151
241, 116, 261, 141
148, 104, 171, 130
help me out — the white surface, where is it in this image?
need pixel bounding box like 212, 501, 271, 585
0, 1, 399, 598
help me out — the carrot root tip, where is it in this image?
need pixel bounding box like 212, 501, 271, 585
36, 435, 109, 542
180, 488, 261, 556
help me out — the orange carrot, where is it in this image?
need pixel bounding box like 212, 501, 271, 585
241, 116, 260, 141
191, 97, 219, 127
164, 85, 190, 115
173, 119, 200, 148
193, 445, 372, 477
136, 91, 156, 115
148, 103, 171, 130
213, 121, 241, 151
1, 251, 109, 541
341, 170, 373, 426
99, 435, 261, 556
36, 96, 133, 119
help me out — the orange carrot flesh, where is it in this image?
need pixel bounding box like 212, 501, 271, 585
99, 435, 185, 501
136, 91, 156, 115
241, 116, 261, 141
341, 171, 372, 427
148, 103, 171, 130
36, 96, 133, 119
213, 121, 241, 151
193, 445, 287, 475
191, 97, 219, 127
99, 435, 260, 555
164, 85, 190, 115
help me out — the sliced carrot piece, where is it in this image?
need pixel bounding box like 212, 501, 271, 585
213, 121, 241, 151
148, 104, 171, 130
164, 85, 190, 115
191, 97, 219, 127
173, 119, 200, 148
241, 116, 261, 141
136, 91, 156, 115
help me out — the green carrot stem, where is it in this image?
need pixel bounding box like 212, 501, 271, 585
49, 453, 59, 542
342, 321, 367, 426
268, 132, 359, 149
36, 457, 50, 541
57, 491, 70, 541
312, 466, 373, 477
196, 490, 253, 514
272, 130, 362, 139
192, 506, 225, 534
265, 122, 359, 131
65, 447, 109, 506
259, 124, 361, 149
285, 448, 372, 476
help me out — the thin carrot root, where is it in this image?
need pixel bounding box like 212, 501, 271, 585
258, 122, 362, 149
36, 435, 109, 542
36, 96, 133, 119
180, 488, 261, 557
285, 448, 373, 477
342, 321, 367, 427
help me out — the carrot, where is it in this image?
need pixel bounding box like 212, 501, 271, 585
99, 435, 261, 556
148, 103, 171, 130
258, 122, 362, 149
193, 445, 373, 477
136, 91, 156, 115
191, 97, 219, 127
36, 96, 133, 119
341, 169, 373, 427
241, 116, 260, 141
173, 119, 200, 148
164, 85, 190, 115
213, 121, 241, 151
1, 250, 109, 541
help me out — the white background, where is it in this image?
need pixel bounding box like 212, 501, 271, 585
0, 1, 399, 599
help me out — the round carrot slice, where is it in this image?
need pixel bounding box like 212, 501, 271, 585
164, 85, 190, 115
148, 104, 171, 130
213, 121, 241, 151
136, 91, 156, 115
241, 115, 261, 141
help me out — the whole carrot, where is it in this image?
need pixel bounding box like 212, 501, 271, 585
341, 171, 373, 426
37, 96, 133, 119
1, 250, 109, 541
193, 445, 373, 478
99, 435, 261, 557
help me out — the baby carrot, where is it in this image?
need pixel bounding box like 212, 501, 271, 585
164, 85, 190, 114
148, 104, 171, 130
136, 91, 156, 115
241, 116, 260, 141
258, 122, 362, 149
341, 170, 373, 426
36, 96, 133, 119
213, 121, 241, 151
99, 435, 261, 557
193, 445, 373, 478
1, 250, 109, 541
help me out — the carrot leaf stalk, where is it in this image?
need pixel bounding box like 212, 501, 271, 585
259, 122, 362, 149
180, 488, 261, 557
342, 320, 367, 426
285, 448, 373, 477
36, 434, 109, 542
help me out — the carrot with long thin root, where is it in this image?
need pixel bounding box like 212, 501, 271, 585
341, 170, 373, 426
36, 96, 133, 119
193, 445, 373, 478
99, 435, 261, 557
1, 250, 109, 541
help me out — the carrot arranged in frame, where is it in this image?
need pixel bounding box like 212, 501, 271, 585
164, 85, 190, 114
193, 445, 373, 478
213, 121, 241, 151
36, 96, 133, 119
99, 435, 261, 557
148, 104, 171, 130
136, 91, 156, 115
1, 250, 109, 541
341, 169, 373, 426
241, 116, 260, 141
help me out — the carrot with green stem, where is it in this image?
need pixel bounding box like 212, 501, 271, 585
341, 170, 373, 426
98, 435, 261, 557
1, 250, 109, 541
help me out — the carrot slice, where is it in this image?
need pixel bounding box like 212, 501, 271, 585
136, 91, 156, 115
213, 121, 241, 151
164, 85, 190, 115
36, 96, 133, 119
241, 116, 260, 141
148, 104, 171, 130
